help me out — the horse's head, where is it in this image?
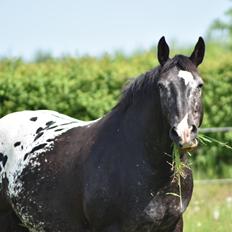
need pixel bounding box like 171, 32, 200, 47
157, 37, 205, 151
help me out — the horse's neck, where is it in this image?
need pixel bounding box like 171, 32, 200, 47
114, 99, 173, 173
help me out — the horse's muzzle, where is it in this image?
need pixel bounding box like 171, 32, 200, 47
179, 138, 198, 152
169, 125, 198, 152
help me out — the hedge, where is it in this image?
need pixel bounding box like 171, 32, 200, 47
0, 44, 231, 178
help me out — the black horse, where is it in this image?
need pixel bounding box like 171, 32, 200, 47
0, 37, 205, 232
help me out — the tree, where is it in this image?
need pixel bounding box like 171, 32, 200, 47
207, 5, 232, 47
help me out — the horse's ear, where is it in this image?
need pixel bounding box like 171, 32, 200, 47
157, 36, 170, 66
189, 37, 205, 67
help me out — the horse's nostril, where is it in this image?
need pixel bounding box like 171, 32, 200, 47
191, 125, 197, 134
170, 127, 179, 138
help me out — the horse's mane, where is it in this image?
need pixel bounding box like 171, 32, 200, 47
116, 55, 197, 110
119, 68, 159, 108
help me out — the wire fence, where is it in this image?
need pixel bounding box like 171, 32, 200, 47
199, 127, 232, 133
195, 178, 232, 184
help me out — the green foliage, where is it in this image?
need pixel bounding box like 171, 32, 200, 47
0, 45, 231, 178
192, 48, 232, 178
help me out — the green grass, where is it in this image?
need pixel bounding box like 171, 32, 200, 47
184, 182, 232, 232
198, 134, 232, 151
168, 144, 192, 209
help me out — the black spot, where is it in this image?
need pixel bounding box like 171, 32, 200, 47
0, 153, 4, 160
34, 132, 44, 141
2, 156, 7, 167
30, 117, 38, 121
60, 122, 76, 126
21, 145, 24, 150
0, 166, 1, 172
47, 125, 58, 130
14, 142, 21, 147
46, 121, 55, 127
0, 154, 8, 167
30, 143, 47, 154
55, 128, 64, 132
36, 127, 43, 134
24, 143, 47, 161
47, 138, 54, 142
24, 153, 29, 161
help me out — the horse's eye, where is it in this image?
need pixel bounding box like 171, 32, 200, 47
197, 83, 203, 89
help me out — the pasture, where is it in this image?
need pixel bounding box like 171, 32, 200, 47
185, 181, 232, 232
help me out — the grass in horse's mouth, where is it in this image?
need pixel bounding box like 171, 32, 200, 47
167, 134, 232, 210
166, 144, 191, 209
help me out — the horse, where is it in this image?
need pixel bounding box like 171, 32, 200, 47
0, 36, 205, 232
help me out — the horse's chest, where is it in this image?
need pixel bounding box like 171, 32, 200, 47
122, 174, 193, 231
123, 197, 183, 231
86, 175, 192, 232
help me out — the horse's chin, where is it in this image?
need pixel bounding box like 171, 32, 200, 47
179, 139, 198, 153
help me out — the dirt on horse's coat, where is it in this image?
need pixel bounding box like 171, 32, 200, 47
0, 37, 205, 232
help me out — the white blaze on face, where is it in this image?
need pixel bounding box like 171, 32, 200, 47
176, 113, 191, 145
178, 70, 194, 86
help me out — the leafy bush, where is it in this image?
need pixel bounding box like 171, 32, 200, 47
0, 46, 231, 178
193, 46, 232, 178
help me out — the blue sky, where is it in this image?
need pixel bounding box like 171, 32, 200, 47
0, 0, 231, 59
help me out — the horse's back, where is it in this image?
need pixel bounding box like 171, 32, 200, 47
0, 110, 82, 190
0, 110, 96, 231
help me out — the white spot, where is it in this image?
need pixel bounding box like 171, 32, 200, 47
226, 196, 232, 206
178, 70, 194, 86
0, 110, 100, 197
176, 114, 191, 145
213, 209, 220, 220
176, 114, 188, 135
